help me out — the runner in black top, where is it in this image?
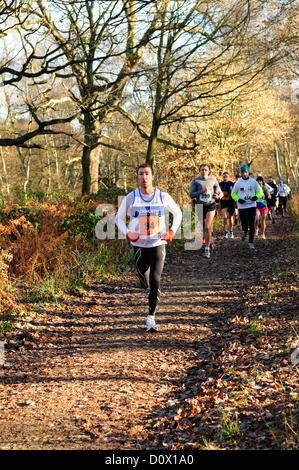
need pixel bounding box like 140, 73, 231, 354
266, 176, 278, 223
219, 171, 235, 238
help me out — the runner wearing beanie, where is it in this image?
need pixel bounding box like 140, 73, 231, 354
115, 163, 182, 332
231, 165, 263, 249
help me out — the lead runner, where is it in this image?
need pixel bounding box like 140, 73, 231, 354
115, 163, 182, 332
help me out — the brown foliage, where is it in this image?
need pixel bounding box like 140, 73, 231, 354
0, 200, 95, 282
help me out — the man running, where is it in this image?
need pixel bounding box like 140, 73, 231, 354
277, 179, 291, 217
266, 176, 278, 223
115, 163, 182, 332
231, 164, 263, 249
219, 171, 235, 238
189, 164, 223, 258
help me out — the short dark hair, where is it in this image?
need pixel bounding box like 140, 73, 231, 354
137, 163, 154, 174
200, 163, 210, 170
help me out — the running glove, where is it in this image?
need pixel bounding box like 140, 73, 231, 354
238, 198, 245, 204
251, 196, 258, 201
126, 231, 140, 242
161, 229, 174, 243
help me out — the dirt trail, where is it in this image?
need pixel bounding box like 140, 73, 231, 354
0, 217, 296, 450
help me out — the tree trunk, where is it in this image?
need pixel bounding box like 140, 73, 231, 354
0, 149, 10, 197
81, 115, 102, 195
90, 146, 100, 195
146, 120, 159, 166
282, 140, 290, 185
274, 143, 282, 180
82, 145, 91, 195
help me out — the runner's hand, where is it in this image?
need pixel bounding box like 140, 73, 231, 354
126, 231, 140, 242
238, 198, 245, 204
160, 229, 174, 243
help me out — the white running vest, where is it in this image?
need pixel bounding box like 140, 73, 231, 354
129, 188, 166, 248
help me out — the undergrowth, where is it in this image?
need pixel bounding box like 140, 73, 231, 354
0, 195, 134, 331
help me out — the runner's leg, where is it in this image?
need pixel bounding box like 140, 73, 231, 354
204, 210, 215, 248
134, 246, 150, 289
261, 212, 267, 237
228, 205, 235, 236
148, 245, 166, 316
248, 207, 256, 243
255, 209, 260, 234
239, 208, 249, 237
221, 207, 228, 236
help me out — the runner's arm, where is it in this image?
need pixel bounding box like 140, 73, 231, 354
162, 192, 182, 235
255, 185, 263, 200
231, 189, 240, 202
231, 181, 240, 202
114, 193, 134, 236
213, 179, 223, 199
189, 179, 203, 199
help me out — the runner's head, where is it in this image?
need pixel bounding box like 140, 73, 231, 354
137, 163, 154, 175
199, 164, 210, 179
222, 171, 229, 181
240, 164, 250, 180
268, 176, 273, 183
137, 163, 154, 193
256, 175, 264, 187
278, 178, 283, 184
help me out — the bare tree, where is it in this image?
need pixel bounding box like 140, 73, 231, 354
15, 0, 168, 194
0, 0, 297, 195
117, 0, 290, 166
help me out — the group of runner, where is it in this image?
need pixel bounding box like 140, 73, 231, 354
114, 162, 291, 332
218, 168, 291, 244
189, 163, 290, 257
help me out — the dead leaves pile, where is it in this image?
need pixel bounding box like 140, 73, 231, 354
140, 221, 298, 450
0, 215, 298, 450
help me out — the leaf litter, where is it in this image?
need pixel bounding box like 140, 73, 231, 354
0, 217, 298, 450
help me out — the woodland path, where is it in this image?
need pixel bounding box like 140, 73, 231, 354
0, 216, 297, 450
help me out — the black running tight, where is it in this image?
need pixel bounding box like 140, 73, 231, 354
239, 207, 256, 243
133, 245, 166, 316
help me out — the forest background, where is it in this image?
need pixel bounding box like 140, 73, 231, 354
0, 0, 298, 324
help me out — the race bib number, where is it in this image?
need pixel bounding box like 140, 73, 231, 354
139, 215, 160, 236
199, 191, 212, 204
222, 190, 230, 201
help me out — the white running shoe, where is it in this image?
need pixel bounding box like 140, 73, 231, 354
248, 242, 255, 249
204, 247, 210, 258
228, 231, 234, 239
146, 315, 157, 332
